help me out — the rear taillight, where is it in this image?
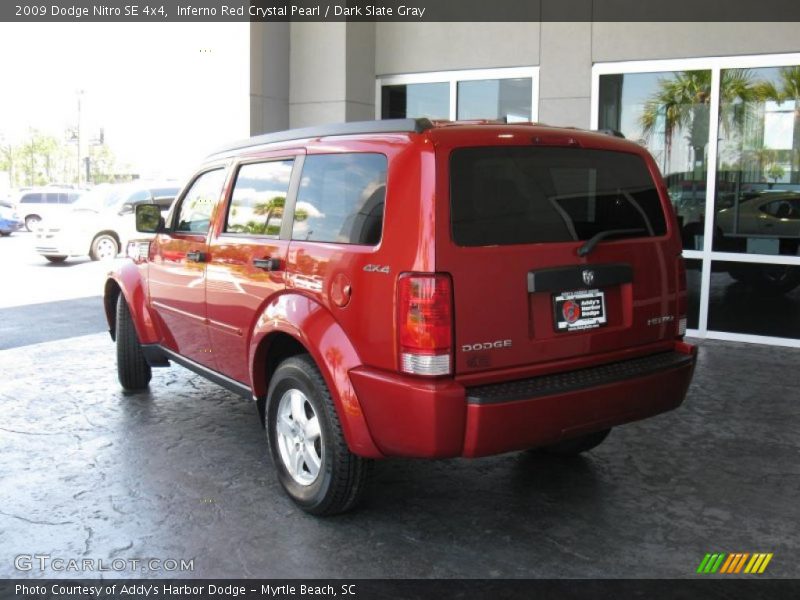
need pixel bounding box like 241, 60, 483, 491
676, 256, 688, 338
397, 273, 453, 376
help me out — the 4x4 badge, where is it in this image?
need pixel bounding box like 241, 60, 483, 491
582, 269, 595, 287
363, 264, 390, 274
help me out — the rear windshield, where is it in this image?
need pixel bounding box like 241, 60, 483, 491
450, 146, 667, 247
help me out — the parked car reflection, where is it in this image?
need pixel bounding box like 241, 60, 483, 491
716, 192, 800, 238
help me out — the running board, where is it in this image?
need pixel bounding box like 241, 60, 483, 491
140, 344, 253, 400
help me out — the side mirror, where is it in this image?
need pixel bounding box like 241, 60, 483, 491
135, 204, 165, 233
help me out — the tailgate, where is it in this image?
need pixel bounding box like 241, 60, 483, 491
436, 143, 681, 375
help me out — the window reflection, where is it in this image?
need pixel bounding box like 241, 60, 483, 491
599, 71, 711, 250
714, 66, 800, 256
292, 153, 387, 245
175, 169, 226, 234
686, 259, 702, 330
381, 82, 449, 120
226, 160, 294, 236
457, 78, 532, 121
709, 260, 800, 338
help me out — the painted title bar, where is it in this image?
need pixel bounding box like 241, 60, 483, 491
3, 0, 800, 22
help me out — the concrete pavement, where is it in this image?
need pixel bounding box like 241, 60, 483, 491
1, 333, 798, 579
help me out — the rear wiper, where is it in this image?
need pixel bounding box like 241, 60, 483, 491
577, 228, 646, 257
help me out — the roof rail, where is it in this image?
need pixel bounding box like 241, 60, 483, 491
596, 128, 626, 139
209, 118, 434, 157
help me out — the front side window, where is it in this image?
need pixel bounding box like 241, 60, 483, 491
450, 146, 667, 247
174, 169, 226, 234
225, 160, 294, 236
292, 154, 387, 245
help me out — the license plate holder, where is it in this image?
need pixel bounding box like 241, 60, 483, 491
553, 289, 607, 332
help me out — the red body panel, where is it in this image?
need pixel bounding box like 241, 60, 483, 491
248, 293, 383, 458
106, 261, 160, 345
148, 230, 215, 367
106, 121, 696, 461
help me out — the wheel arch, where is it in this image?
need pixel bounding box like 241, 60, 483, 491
249, 293, 383, 459
103, 263, 160, 345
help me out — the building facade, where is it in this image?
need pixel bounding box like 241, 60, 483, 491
251, 21, 800, 347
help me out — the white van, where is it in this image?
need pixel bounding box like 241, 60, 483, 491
17, 188, 82, 230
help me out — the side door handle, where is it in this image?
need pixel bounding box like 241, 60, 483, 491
186, 251, 208, 263
253, 257, 281, 271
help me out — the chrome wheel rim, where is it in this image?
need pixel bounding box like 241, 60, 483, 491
275, 389, 323, 486
96, 237, 117, 260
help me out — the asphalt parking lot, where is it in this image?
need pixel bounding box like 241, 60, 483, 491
1, 232, 799, 579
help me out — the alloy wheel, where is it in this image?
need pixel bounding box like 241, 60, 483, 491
275, 388, 323, 486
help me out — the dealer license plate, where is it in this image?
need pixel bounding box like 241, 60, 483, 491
553, 289, 607, 332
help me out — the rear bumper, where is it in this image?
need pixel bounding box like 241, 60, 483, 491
349, 341, 696, 458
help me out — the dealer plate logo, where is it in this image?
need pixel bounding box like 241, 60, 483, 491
553, 289, 607, 332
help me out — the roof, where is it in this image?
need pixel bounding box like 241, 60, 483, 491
208, 118, 434, 158
207, 119, 628, 159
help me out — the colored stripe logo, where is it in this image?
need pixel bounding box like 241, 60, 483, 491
696, 553, 773, 574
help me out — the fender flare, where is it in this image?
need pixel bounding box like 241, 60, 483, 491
104, 262, 160, 345
249, 293, 383, 459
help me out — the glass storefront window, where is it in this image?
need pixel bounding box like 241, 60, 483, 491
714, 67, 800, 257
378, 68, 537, 124
599, 71, 711, 251
457, 78, 532, 121
686, 259, 702, 330
708, 261, 800, 338
381, 82, 449, 120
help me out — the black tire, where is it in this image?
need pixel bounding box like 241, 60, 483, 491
44, 255, 67, 263
116, 294, 152, 391
25, 215, 40, 231
540, 429, 611, 456
0, 231, 10, 237
266, 354, 370, 515
90, 234, 119, 261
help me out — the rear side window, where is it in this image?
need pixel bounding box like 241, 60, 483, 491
450, 147, 667, 247
292, 153, 386, 245
226, 160, 294, 236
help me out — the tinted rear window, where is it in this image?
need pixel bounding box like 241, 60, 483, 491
292, 153, 387, 246
450, 147, 667, 247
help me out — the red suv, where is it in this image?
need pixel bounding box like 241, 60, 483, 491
104, 119, 696, 515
